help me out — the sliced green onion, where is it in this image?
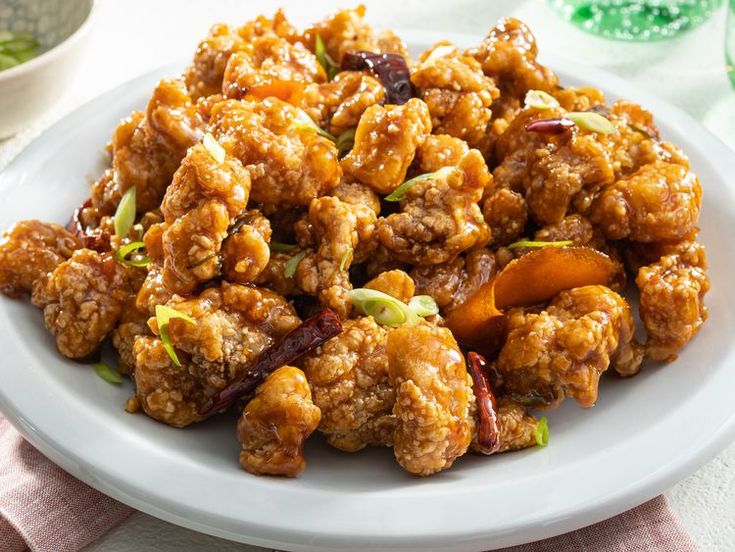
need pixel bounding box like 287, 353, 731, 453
335, 128, 355, 157
385, 167, 456, 202
565, 111, 616, 135
315, 34, 339, 81
348, 288, 421, 327
507, 239, 573, 250
0, 53, 19, 70
93, 362, 123, 384
293, 109, 337, 142
535, 417, 549, 447
203, 132, 226, 163
155, 305, 196, 367
269, 241, 298, 253
339, 248, 352, 272
114, 241, 151, 268
114, 186, 137, 238
284, 250, 308, 278
408, 295, 439, 317
524, 89, 560, 110
0, 32, 40, 70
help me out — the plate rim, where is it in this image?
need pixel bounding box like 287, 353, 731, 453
1, 28, 734, 551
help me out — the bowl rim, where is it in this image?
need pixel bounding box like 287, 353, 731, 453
0, 0, 97, 83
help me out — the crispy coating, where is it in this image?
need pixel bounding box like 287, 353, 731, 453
498, 285, 643, 408
221, 210, 272, 283
590, 161, 702, 243
311, 5, 408, 64
254, 251, 303, 297
112, 300, 150, 375
295, 195, 375, 317
31, 249, 139, 359
412, 42, 499, 148
302, 71, 385, 136
636, 241, 709, 362
468, 17, 558, 99
553, 86, 606, 112
416, 134, 470, 173
109, 79, 205, 214
0, 220, 80, 298
365, 269, 415, 303
134, 282, 300, 427
387, 323, 473, 476
411, 249, 498, 312
483, 188, 528, 246
303, 317, 395, 452
210, 98, 341, 206
237, 366, 321, 477
341, 99, 432, 195
135, 263, 172, 316
222, 36, 324, 99
377, 150, 490, 265
185, 24, 249, 99
159, 143, 252, 293
469, 399, 540, 454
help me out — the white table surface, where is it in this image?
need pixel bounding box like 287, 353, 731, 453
1, 0, 734, 550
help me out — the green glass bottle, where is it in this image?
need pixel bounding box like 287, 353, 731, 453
548, 0, 723, 41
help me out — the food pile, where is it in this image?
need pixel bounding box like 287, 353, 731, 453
0, 6, 709, 477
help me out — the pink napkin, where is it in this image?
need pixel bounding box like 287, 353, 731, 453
0, 413, 697, 552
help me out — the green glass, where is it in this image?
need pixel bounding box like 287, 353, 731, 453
728, 0, 735, 87
549, 0, 723, 41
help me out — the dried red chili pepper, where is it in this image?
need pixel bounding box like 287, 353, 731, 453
524, 117, 575, 135
467, 351, 501, 455
341, 51, 413, 105
198, 308, 343, 416
67, 198, 111, 252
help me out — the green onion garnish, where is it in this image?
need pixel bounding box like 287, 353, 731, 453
335, 128, 355, 157
535, 417, 549, 447
269, 242, 298, 253
0, 31, 40, 71
203, 132, 226, 163
507, 240, 573, 250
114, 186, 137, 239
114, 241, 152, 268
565, 111, 616, 135
408, 295, 439, 317
384, 167, 455, 202
93, 362, 123, 384
293, 109, 337, 142
524, 90, 560, 111
348, 288, 422, 327
284, 250, 308, 278
315, 34, 339, 81
155, 305, 196, 367
0, 52, 19, 70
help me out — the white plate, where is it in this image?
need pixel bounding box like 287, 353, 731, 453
0, 30, 734, 552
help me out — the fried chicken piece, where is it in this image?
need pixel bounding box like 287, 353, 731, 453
590, 161, 702, 243
222, 36, 324, 100
135, 263, 172, 316
238, 8, 303, 44
341, 99, 432, 195
412, 42, 499, 149
254, 252, 303, 297
482, 188, 528, 246
411, 249, 498, 312
636, 240, 709, 362
365, 269, 415, 303
185, 24, 249, 100
237, 366, 321, 477
295, 195, 376, 317
416, 134, 469, 173
387, 323, 474, 476
468, 17, 557, 99
469, 399, 541, 454
0, 220, 80, 298
311, 5, 408, 64
377, 150, 490, 265
221, 210, 271, 284
112, 300, 150, 375
497, 285, 643, 408
301, 71, 385, 136
31, 249, 140, 359
134, 282, 300, 427
157, 143, 252, 293
303, 317, 395, 452
210, 98, 341, 206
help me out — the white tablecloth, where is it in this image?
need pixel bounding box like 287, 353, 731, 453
1, 0, 733, 550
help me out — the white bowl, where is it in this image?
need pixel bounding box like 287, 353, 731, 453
0, 0, 95, 138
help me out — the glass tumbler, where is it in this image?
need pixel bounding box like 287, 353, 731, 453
548, 0, 723, 41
